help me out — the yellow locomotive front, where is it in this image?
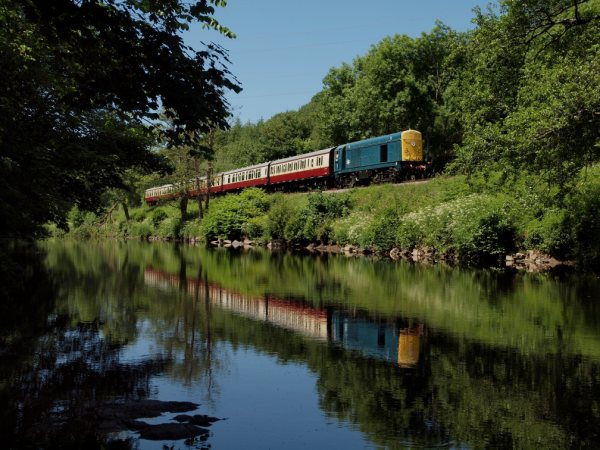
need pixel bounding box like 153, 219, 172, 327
401, 129, 423, 162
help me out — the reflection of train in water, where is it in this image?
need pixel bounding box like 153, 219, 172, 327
144, 267, 423, 367
331, 312, 424, 367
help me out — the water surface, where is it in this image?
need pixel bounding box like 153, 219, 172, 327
2, 240, 600, 449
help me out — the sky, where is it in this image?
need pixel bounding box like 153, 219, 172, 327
186, 0, 494, 124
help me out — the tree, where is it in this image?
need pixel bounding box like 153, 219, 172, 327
451, 0, 600, 187
316, 25, 467, 164
0, 0, 241, 237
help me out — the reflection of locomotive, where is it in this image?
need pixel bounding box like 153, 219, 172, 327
144, 130, 424, 204
143, 267, 423, 367
330, 311, 423, 368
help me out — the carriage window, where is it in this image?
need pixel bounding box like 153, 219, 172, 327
380, 144, 388, 163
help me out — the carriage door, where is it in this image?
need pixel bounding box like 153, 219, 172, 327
335, 147, 347, 171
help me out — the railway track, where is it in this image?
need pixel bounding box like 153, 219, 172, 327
327, 177, 431, 194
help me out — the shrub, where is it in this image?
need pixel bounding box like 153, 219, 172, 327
130, 207, 150, 222
266, 194, 295, 240
242, 216, 268, 241
395, 194, 516, 263
330, 213, 371, 245
181, 219, 204, 241
566, 165, 600, 269
289, 192, 352, 244
356, 208, 400, 251
396, 218, 425, 250
67, 205, 86, 229
305, 191, 352, 220
129, 219, 154, 239
454, 209, 516, 263
522, 208, 571, 257
156, 217, 182, 239
69, 211, 99, 239
150, 208, 169, 227
200, 188, 271, 241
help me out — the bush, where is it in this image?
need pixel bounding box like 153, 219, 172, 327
181, 219, 204, 241
305, 191, 352, 220
293, 192, 352, 244
156, 217, 182, 239
522, 208, 570, 257
150, 208, 169, 227
356, 208, 400, 251
200, 188, 271, 241
67, 205, 86, 229
69, 211, 99, 239
242, 216, 268, 241
130, 206, 150, 222
454, 209, 516, 263
566, 165, 600, 269
330, 213, 371, 245
128, 219, 154, 239
266, 194, 295, 240
395, 194, 516, 263
396, 218, 425, 250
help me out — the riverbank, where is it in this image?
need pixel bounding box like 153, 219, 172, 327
59, 166, 600, 271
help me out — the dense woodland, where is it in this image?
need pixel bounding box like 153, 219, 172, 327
1, 0, 599, 267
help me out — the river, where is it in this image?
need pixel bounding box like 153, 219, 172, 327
1, 240, 599, 449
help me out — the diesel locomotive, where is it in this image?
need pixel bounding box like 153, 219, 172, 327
144, 129, 424, 205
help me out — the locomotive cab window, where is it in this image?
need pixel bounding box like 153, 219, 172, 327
380, 144, 388, 163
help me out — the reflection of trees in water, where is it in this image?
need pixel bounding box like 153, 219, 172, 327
139, 245, 600, 449
43, 241, 227, 406
316, 331, 600, 450
37, 240, 600, 449
0, 242, 219, 448
200, 304, 600, 450
2, 315, 169, 448
147, 259, 227, 408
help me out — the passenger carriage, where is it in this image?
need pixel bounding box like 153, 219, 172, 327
222, 162, 270, 192
144, 183, 176, 205
268, 147, 334, 190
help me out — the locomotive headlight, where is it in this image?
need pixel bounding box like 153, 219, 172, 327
411, 140, 416, 147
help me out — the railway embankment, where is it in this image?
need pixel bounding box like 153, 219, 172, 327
60, 166, 600, 272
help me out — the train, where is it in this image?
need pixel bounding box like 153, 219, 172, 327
144, 129, 424, 205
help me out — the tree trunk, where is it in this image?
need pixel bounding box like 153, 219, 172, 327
196, 176, 203, 219
180, 192, 189, 220
205, 164, 212, 212
121, 202, 130, 222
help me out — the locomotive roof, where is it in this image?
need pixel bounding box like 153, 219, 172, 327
270, 147, 334, 165
342, 132, 402, 150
